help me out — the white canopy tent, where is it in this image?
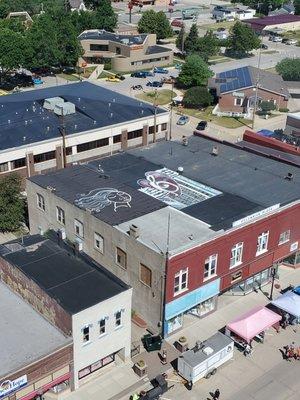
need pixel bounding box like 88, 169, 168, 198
271, 291, 300, 318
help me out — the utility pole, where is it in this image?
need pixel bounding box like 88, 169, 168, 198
128, 2, 133, 23
59, 115, 67, 168
153, 89, 158, 143
169, 81, 174, 141
251, 42, 262, 130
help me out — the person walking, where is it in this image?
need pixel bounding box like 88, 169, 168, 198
212, 388, 220, 399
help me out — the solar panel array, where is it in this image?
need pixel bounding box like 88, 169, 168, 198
219, 67, 252, 93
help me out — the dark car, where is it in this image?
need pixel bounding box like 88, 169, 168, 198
115, 74, 125, 80
196, 120, 207, 130
132, 84, 143, 90
261, 43, 268, 49
146, 81, 163, 87
153, 67, 168, 74
131, 71, 154, 78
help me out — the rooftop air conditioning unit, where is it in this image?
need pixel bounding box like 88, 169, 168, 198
54, 102, 76, 116
43, 97, 64, 111
75, 238, 83, 252
203, 346, 214, 356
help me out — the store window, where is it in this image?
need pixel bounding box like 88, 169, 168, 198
56, 207, 65, 225
204, 254, 218, 280
74, 219, 84, 238
82, 325, 90, 344
230, 242, 243, 268
174, 268, 188, 295
0, 162, 8, 172
113, 135, 121, 143
198, 297, 217, 316
116, 247, 127, 269
256, 231, 269, 255
94, 232, 104, 253
279, 230, 290, 245
115, 310, 122, 328
99, 318, 107, 336
11, 158, 26, 169
140, 264, 152, 287
161, 123, 168, 131
34, 150, 56, 163
37, 193, 45, 211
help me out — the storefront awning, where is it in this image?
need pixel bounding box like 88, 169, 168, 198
226, 306, 281, 343
271, 291, 300, 318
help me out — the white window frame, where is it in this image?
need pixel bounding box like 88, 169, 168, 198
204, 254, 218, 281
94, 232, 104, 253
174, 268, 188, 296
56, 206, 65, 225
114, 310, 123, 329
256, 231, 269, 255
99, 317, 108, 337
37, 193, 45, 211
82, 324, 91, 344
279, 230, 290, 245
230, 242, 243, 268
74, 219, 84, 238
234, 97, 243, 106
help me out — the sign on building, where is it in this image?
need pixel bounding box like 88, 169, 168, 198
0, 376, 28, 398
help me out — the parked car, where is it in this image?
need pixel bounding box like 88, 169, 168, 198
177, 115, 189, 125
161, 76, 175, 84
261, 44, 268, 49
196, 120, 207, 130
153, 67, 168, 74
115, 74, 125, 80
106, 76, 121, 82
286, 39, 298, 45
272, 36, 283, 42
132, 84, 143, 90
130, 71, 154, 78
146, 81, 163, 87
33, 76, 43, 85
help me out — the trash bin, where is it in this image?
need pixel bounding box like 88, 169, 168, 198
142, 334, 162, 352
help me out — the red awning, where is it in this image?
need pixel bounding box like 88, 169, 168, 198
20, 372, 70, 400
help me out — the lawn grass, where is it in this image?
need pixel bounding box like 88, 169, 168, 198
261, 50, 278, 55
199, 20, 235, 31
57, 73, 80, 81
136, 89, 176, 105
174, 106, 253, 129
98, 70, 113, 79
282, 30, 300, 42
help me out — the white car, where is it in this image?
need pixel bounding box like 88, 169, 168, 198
272, 36, 283, 42
286, 39, 298, 45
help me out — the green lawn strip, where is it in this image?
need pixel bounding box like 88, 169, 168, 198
200, 20, 235, 31
136, 89, 176, 105
57, 73, 80, 81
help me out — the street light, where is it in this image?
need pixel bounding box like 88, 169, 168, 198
128, 1, 133, 24
269, 266, 277, 300
153, 89, 158, 143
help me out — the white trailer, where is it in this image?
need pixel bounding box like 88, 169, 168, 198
177, 332, 234, 384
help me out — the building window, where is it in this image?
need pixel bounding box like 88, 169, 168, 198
66, 147, 73, 156
99, 318, 106, 336
204, 254, 218, 280
127, 129, 143, 140
279, 230, 290, 245
82, 325, 90, 343
37, 193, 45, 211
113, 135, 121, 143
149, 125, 159, 134
174, 268, 188, 295
74, 219, 84, 238
77, 138, 109, 153
256, 231, 269, 255
94, 232, 104, 253
116, 247, 127, 269
115, 311, 122, 328
11, 158, 26, 169
161, 123, 168, 131
56, 207, 65, 225
34, 150, 56, 163
90, 44, 109, 51
140, 264, 152, 287
230, 242, 243, 268
0, 162, 9, 172
234, 98, 243, 106
116, 46, 121, 55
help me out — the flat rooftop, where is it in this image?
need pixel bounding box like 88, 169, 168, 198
0, 81, 166, 152
78, 29, 147, 45
29, 135, 300, 253
0, 235, 129, 314
0, 281, 71, 378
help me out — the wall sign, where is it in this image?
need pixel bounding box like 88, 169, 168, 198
0, 376, 28, 398
232, 92, 245, 98
232, 204, 280, 227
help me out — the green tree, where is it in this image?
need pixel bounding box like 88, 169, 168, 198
227, 21, 261, 56
176, 26, 185, 53
138, 9, 173, 40
276, 58, 300, 81
92, 0, 117, 32
177, 55, 213, 87
71, 10, 96, 34
195, 30, 220, 62
0, 28, 26, 83
184, 23, 198, 54
294, 0, 300, 15
183, 86, 213, 108
231, 0, 283, 15
260, 100, 276, 114
0, 174, 25, 232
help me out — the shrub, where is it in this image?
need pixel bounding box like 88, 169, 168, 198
183, 86, 213, 108
279, 107, 289, 113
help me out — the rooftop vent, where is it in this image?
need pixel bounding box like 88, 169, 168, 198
203, 346, 214, 356
182, 136, 188, 146
129, 224, 140, 239
54, 102, 76, 116
177, 166, 184, 174
211, 146, 219, 156
285, 172, 294, 181
121, 38, 130, 45
46, 185, 56, 192
43, 97, 64, 111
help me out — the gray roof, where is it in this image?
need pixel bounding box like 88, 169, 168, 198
146, 45, 171, 55
211, 66, 289, 98
0, 82, 166, 152
78, 29, 147, 46
0, 235, 129, 314
180, 332, 233, 368
0, 281, 71, 378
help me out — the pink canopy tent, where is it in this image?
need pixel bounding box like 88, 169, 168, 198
226, 306, 282, 343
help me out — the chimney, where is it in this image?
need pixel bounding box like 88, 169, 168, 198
129, 224, 139, 239
182, 136, 188, 146
177, 166, 184, 175
211, 146, 219, 156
